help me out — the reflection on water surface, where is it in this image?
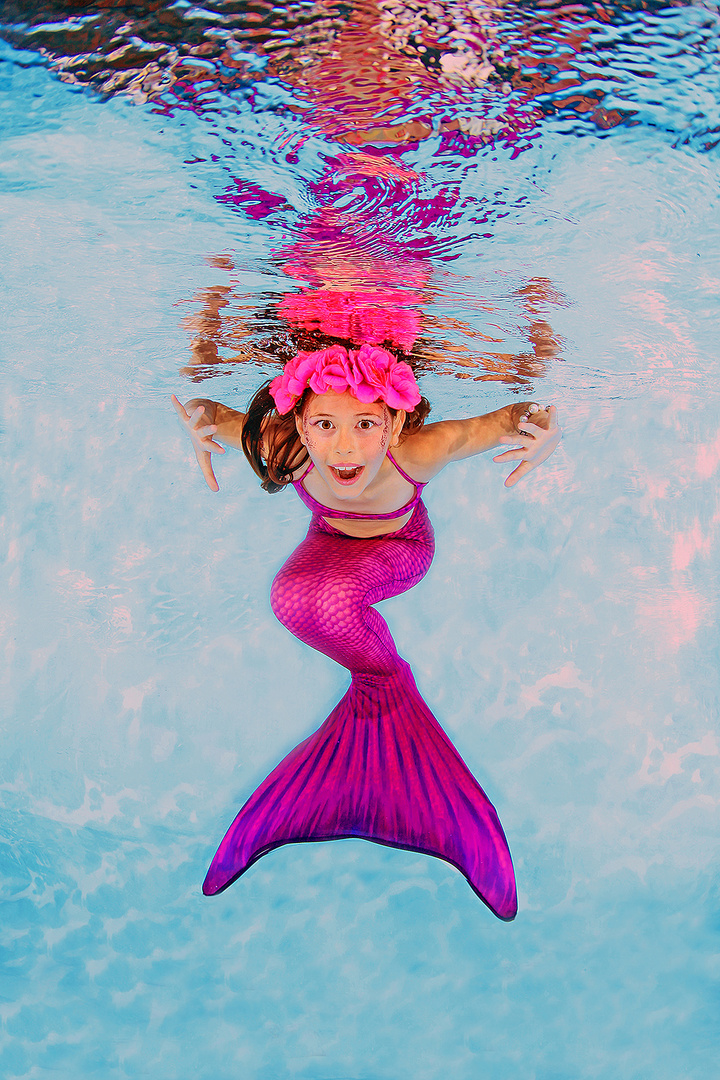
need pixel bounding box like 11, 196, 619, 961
2, 0, 718, 152
3, 0, 716, 396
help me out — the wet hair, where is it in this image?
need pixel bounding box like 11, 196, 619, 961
241, 381, 431, 493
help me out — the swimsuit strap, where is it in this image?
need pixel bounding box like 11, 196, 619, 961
386, 449, 420, 487
292, 453, 426, 521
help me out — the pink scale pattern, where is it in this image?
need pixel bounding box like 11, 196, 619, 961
202, 501, 517, 920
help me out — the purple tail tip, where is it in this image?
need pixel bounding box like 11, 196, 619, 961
202, 662, 517, 919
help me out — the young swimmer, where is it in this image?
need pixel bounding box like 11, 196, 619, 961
172, 344, 561, 920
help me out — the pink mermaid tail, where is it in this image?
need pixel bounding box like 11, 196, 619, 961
203, 502, 517, 920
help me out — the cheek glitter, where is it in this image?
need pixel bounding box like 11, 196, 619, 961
302, 415, 316, 453
380, 409, 391, 451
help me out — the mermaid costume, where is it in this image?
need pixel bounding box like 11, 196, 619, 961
203, 452, 517, 920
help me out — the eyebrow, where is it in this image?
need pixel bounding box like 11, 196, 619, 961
309, 410, 383, 419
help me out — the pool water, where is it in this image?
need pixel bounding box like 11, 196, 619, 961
1, 2, 719, 1078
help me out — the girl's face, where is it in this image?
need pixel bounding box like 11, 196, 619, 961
296, 390, 405, 500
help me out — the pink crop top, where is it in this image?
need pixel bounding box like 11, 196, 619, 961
292, 450, 427, 521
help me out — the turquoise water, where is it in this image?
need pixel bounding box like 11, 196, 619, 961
2, 3, 720, 1077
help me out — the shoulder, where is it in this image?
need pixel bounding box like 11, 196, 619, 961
391, 421, 459, 482
289, 457, 311, 483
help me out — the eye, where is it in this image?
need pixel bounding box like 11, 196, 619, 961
314, 419, 334, 431
357, 419, 378, 430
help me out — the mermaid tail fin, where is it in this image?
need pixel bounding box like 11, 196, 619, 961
203, 660, 517, 921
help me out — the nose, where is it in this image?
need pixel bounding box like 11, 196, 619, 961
334, 425, 357, 457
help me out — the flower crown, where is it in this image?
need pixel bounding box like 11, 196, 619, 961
268, 344, 421, 415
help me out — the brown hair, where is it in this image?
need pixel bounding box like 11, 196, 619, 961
241, 381, 431, 493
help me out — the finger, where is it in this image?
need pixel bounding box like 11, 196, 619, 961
493, 447, 528, 462
195, 448, 220, 492
503, 433, 560, 479
194, 425, 226, 453
171, 394, 190, 421
203, 437, 226, 455
497, 434, 533, 447
504, 460, 533, 487
497, 428, 559, 461
518, 419, 549, 435
535, 406, 558, 431
514, 419, 557, 443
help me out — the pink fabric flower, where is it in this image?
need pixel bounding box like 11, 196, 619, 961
349, 345, 421, 410
308, 345, 351, 395
269, 344, 421, 414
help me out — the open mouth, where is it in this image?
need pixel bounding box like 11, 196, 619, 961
330, 464, 364, 485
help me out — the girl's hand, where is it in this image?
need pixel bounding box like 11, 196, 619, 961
493, 403, 561, 488
171, 394, 226, 492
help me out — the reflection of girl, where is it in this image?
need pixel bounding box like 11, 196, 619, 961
172, 345, 560, 919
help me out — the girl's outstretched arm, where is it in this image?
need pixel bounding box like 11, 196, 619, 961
397, 402, 561, 488
171, 395, 244, 491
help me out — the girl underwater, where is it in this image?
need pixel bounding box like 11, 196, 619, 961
172, 344, 561, 921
